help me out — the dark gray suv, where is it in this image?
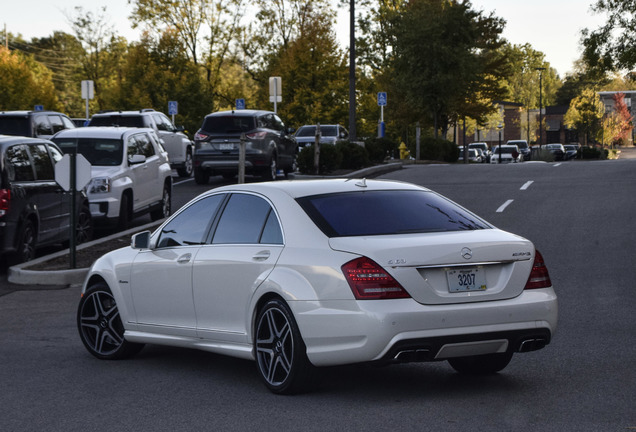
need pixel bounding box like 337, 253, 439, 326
0, 135, 92, 264
0, 111, 76, 140
193, 110, 297, 183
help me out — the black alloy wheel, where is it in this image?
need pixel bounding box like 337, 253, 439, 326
151, 184, 171, 221
15, 219, 37, 263
254, 298, 314, 394
77, 282, 143, 360
76, 205, 94, 244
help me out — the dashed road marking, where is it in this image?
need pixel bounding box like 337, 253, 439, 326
520, 181, 534, 190
496, 199, 514, 213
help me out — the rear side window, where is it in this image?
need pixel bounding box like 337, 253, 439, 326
297, 190, 491, 237
212, 194, 282, 244
0, 116, 30, 136
5, 145, 34, 181
202, 115, 256, 133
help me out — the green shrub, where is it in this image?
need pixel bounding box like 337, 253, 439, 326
297, 144, 342, 174
336, 141, 370, 170
420, 137, 459, 162
581, 146, 602, 159
364, 137, 398, 163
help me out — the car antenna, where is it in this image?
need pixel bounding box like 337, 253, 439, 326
355, 178, 367, 188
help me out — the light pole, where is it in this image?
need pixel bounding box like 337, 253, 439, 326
536, 67, 546, 148
498, 123, 503, 163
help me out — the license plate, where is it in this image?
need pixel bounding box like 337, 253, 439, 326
446, 267, 487, 293
219, 143, 234, 151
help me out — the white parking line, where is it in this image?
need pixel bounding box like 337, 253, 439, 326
554, 163, 562, 167
520, 180, 534, 190
174, 177, 194, 186
497, 199, 514, 213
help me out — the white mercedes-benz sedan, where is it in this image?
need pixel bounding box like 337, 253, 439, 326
77, 179, 557, 394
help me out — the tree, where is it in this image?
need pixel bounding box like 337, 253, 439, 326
564, 88, 605, 146
0, 46, 61, 111
582, 0, 636, 72
390, 0, 509, 139
603, 92, 633, 146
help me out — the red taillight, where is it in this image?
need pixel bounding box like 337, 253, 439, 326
194, 132, 209, 141
342, 257, 411, 300
0, 189, 10, 216
524, 250, 552, 289
245, 131, 267, 140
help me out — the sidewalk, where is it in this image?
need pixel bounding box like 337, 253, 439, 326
617, 146, 636, 159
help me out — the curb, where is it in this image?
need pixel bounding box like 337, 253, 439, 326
7, 163, 404, 288
8, 221, 162, 287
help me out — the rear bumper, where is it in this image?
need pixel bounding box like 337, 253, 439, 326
290, 287, 557, 367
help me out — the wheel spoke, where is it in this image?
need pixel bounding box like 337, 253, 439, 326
256, 307, 294, 385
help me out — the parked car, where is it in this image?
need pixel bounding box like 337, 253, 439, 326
0, 110, 76, 139
545, 143, 566, 161
52, 127, 172, 229
458, 147, 482, 163
506, 140, 530, 161
294, 124, 349, 148
564, 144, 579, 160
76, 178, 557, 394
88, 109, 194, 177
193, 110, 297, 183
490, 145, 522, 163
0, 135, 92, 263
468, 142, 491, 162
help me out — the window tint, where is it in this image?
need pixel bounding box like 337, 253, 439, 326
5, 145, 34, 181
35, 117, 53, 136
134, 133, 155, 158
49, 145, 63, 163
89, 115, 145, 128
157, 194, 225, 248
153, 114, 174, 132
0, 116, 30, 136
260, 210, 283, 244
212, 194, 277, 244
202, 115, 256, 133
297, 190, 491, 237
61, 116, 75, 129
30, 144, 55, 180
53, 137, 123, 166
49, 115, 65, 133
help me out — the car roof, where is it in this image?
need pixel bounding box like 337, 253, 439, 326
205, 110, 274, 117
52, 126, 154, 139
207, 178, 430, 199
0, 135, 53, 147
92, 110, 157, 116
0, 110, 68, 116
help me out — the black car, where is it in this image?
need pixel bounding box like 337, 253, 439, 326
0, 110, 76, 140
0, 135, 92, 264
193, 110, 297, 183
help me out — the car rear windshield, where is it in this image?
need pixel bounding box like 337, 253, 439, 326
296, 126, 337, 137
52, 137, 123, 166
201, 115, 257, 134
89, 116, 145, 128
297, 190, 490, 237
0, 116, 30, 136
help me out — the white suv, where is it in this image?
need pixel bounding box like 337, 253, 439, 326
52, 127, 173, 228
490, 144, 522, 164
88, 110, 194, 177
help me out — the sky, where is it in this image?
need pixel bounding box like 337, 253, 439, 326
2, 0, 608, 78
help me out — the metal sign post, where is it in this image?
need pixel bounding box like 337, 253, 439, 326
269, 77, 282, 113
81, 80, 94, 121
377, 92, 387, 138
239, 133, 246, 184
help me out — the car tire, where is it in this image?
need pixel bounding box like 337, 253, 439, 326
448, 352, 513, 375
194, 168, 210, 185
151, 183, 171, 221
118, 193, 131, 230
261, 154, 278, 181
14, 219, 37, 264
76, 205, 94, 244
254, 298, 314, 394
77, 282, 144, 360
177, 150, 193, 177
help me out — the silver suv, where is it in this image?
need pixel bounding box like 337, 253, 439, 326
52, 127, 173, 229
88, 109, 194, 177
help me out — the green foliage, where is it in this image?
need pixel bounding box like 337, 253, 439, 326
581, 146, 603, 159
335, 141, 370, 170
364, 137, 399, 163
419, 137, 459, 163
564, 88, 605, 146
297, 144, 342, 174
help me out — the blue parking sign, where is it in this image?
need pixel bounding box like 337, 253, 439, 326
377, 92, 387, 106
34, 105, 44, 111
236, 98, 246, 110
168, 101, 178, 115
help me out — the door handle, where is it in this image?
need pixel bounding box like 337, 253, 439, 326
252, 250, 271, 261
177, 253, 192, 264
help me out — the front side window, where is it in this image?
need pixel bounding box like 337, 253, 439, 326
212, 194, 282, 244
34, 116, 53, 136
48, 115, 65, 133
134, 134, 155, 158
157, 194, 225, 248
297, 190, 491, 237
29, 144, 54, 180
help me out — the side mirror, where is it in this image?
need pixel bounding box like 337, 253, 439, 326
131, 231, 151, 249
129, 154, 146, 165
